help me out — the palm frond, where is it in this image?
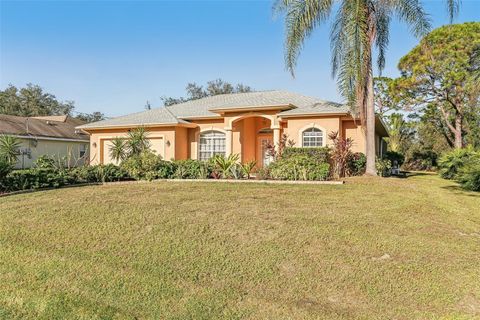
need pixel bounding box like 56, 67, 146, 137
445, 0, 460, 23
276, 0, 334, 76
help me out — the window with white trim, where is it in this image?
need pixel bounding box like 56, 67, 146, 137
198, 131, 226, 161
302, 127, 323, 147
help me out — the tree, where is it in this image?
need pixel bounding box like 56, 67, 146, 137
0, 84, 74, 116
0, 83, 105, 123
0, 135, 21, 165
127, 127, 151, 156
276, 0, 459, 175
374, 77, 400, 117
161, 79, 252, 106
393, 22, 480, 149
384, 113, 412, 153
75, 111, 106, 123
109, 138, 128, 163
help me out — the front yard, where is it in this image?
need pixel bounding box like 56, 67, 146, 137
0, 173, 479, 319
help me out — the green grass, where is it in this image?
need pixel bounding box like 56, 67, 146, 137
1, 173, 479, 319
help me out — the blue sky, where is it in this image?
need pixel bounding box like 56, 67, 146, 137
1, 0, 479, 117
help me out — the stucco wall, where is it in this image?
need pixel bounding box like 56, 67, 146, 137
13, 138, 88, 169
187, 119, 225, 160
86, 127, 176, 165
174, 127, 188, 160
342, 120, 366, 154
284, 116, 342, 148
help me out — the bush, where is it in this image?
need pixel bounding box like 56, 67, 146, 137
282, 147, 330, 162
121, 151, 166, 180
384, 151, 405, 167
34, 155, 57, 169
438, 147, 480, 180
347, 152, 366, 176
70, 164, 130, 183
0, 157, 12, 182
376, 158, 392, 177
457, 160, 480, 191
255, 167, 271, 180
172, 159, 212, 179
269, 154, 330, 181
1, 168, 71, 191
403, 150, 438, 171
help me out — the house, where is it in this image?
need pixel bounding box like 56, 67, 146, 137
77, 91, 388, 167
0, 114, 90, 169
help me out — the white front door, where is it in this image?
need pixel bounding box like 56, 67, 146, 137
257, 136, 273, 167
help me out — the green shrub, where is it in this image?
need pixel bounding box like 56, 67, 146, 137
403, 150, 438, 171
121, 151, 165, 181
34, 155, 57, 169
457, 160, 480, 191
172, 159, 212, 179
282, 147, 330, 162
255, 167, 271, 180
1, 168, 71, 191
438, 147, 480, 180
384, 151, 405, 167
269, 154, 330, 181
376, 158, 392, 177
0, 157, 13, 183
71, 164, 130, 183
211, 154, 240, 179
347, 152, 366, 176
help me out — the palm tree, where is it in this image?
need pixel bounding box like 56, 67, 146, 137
127, 127, 151, 156
385, 113, 410, 153
0, 135, 21, 165
276, 0, 459, 175
109, 137, 127, 163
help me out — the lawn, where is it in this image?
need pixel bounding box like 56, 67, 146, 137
0, 174, 479, 319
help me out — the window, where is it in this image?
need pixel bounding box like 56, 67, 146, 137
79, 144, 87, 158
302, 127, 323, 147
198, 131, 226, 161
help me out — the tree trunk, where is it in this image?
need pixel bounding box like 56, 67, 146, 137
454, 114, 463, 148
365, 74, 377, 176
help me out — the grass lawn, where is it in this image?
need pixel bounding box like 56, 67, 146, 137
0, 173, 479, 319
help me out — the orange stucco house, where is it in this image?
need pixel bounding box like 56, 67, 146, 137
77, 91, 388, 167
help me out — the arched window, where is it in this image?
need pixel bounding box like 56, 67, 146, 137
302, 127, 323, 147
199, 130, 226, 161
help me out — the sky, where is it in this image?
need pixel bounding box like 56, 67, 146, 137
1, 0, 479, 117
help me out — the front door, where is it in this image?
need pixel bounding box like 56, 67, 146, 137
256, 135, 273, 167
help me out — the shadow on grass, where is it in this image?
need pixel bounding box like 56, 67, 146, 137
441, 185, 480, 198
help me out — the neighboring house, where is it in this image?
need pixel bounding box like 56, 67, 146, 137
77, 91, 388, 167
0, 114, 90, 169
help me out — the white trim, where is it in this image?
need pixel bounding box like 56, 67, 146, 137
298, 123, 326, 147
9, 134, 89, 143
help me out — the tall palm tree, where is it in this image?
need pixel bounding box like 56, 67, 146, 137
276, 0, 459, 175
385, 113, 410, 152
0, 135, 21, 165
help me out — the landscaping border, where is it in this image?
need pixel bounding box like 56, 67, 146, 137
0, 178, 344, 197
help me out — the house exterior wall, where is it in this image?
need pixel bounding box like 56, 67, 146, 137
87, 127, 176, 165
13, 138, 88, 169
83, 113, 384, 165
283, 116, 343, 148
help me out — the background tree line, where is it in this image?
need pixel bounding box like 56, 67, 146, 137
0, 83, 105, 123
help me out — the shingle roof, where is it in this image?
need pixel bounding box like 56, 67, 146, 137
77, 90, 349, 129
0, 114, 89, 140
77, 107, 191, 129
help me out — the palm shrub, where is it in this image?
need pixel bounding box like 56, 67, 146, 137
34, 155, 56, 169
376, 158, 392, 177
239, 160, 257, 179
0, 135, 21, 165
212, 154, 240, 179
127, 127, 151, 156
457, 159, 480, 191
109, 137, 128, 163
347, 152, 367, 176
438, 147, 480, 180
